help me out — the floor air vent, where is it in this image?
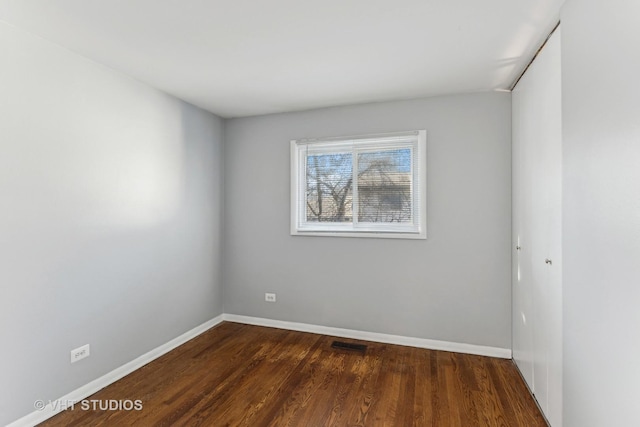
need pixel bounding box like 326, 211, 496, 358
331, 341, 367, 353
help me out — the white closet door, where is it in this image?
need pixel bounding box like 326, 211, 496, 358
512, 27, 562, 427
538, 29, 562, 426
512, 80, 535, 389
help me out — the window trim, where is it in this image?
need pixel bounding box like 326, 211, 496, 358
290, 130, 427, 239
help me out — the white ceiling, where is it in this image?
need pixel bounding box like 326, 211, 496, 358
0, 0, 564, 118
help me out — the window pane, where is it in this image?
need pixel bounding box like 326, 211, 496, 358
306, 153, 353, 222
357, 149, 412, 223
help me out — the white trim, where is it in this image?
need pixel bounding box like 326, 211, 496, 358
8, 312, 510, 426
295, 130, 420, 145
291, 130, 427, 239
222, 314, 511, 359
287, 230, 427, 239
7, 315, 225, 427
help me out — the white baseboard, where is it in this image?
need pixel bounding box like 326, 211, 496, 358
223, 313, 512, 359
9, 312, 511, 426
7, 314, 225, 427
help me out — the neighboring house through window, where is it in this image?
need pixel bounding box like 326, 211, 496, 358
291, 130, 426, 239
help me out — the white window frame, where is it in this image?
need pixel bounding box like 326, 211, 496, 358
290, 130, 427, 239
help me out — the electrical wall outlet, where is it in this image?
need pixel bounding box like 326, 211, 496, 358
71, 344, 90, 363
265, 293, 276, 302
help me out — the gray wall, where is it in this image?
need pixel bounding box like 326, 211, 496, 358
223, 93, 512, 350
561, 1, 640, 426
0, 22, 224, 424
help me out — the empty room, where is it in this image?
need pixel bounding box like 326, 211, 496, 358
1, 1, 639, 426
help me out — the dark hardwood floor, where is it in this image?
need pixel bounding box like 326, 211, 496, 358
40, 322, 546, 426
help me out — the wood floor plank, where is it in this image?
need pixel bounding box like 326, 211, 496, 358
449, 354, 479, 427
346, 340, 386, 427
411, 347, 433, 426
39, 322, 547, 427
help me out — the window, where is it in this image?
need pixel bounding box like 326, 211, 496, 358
291, 130, 426, 239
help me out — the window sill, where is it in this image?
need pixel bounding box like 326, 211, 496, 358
291, 230, 427, 240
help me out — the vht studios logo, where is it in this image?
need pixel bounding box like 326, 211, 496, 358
34, 399, 143, 411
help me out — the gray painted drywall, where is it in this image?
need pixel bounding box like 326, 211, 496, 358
0, 22, 223, 425
561, 1, 640, 426
223, 93, 512, 349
